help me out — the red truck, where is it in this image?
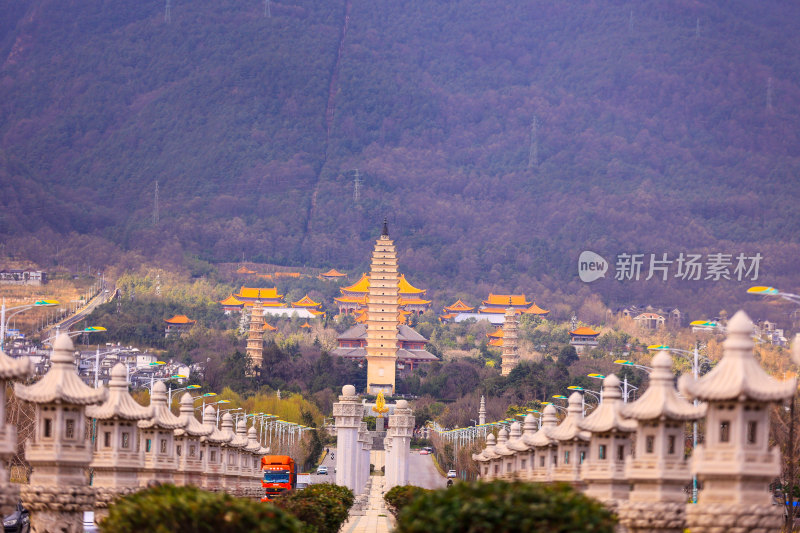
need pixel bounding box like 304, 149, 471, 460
261, 455, 296, 501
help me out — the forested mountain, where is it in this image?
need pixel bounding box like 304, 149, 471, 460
2, 0, 799, 316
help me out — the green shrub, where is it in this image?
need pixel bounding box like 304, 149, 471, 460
395, 480, 616, 533
383, 485, 430, 519
274, 483, 354, 533
100, 484, 302, 533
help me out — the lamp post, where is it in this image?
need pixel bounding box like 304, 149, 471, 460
589, 371, 639, 403
168, 384, 201, 407
217, 407, 241, 425
192, 393, 219, 415
747, 285, 800, 522
567, 385, 601, 416
1, 299, 59, 351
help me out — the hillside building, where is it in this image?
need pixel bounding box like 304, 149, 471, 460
569, 326, 600, 354
0, 269, 47, 285
164, 315, 195, 338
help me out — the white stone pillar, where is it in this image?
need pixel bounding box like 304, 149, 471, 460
388, 399, 414, 487
200, 405, 231, 492
173, 392, 213, 488
384, 434, 394, 486
333, 385, 363, 492
138, 381, 185, 487
0, 343, 33, 514
87, 363, 152, 522
15, 334, 107, 532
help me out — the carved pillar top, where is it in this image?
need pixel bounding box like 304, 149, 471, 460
87, 364, 151, 421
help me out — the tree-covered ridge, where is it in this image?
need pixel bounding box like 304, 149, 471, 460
2, 0, 800, 315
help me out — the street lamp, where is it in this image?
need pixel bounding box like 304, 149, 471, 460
217, 406, 242, 425
567, 385, 601, 415
168, 384, 201, 406
1, 299, 59, 351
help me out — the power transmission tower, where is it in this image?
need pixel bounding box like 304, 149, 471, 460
264, 0, 271, 18
527, 116, 539, 169
628, 10, 634, 32
153, 181, 159, 226
695, 18, 700, 39
353, 169, 362, 203
165, 0, 171, 23
767, 77, 774, 112
155, 273, 161, 297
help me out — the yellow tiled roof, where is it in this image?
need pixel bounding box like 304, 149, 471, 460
398, 274, 425, 295
341, 274, 370, 293
399, 298, 431, 306
524, 303, 550, 315
292, 294, 321, 308
235, 287, 283, 300
444, 299, 474, 312
570, 327, 600, 336
164, 315, 195, 325
320, 269, 347, 277
219, 295, 243, 306
483, 294, 531, 307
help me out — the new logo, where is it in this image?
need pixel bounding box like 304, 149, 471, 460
578, 251, 608, 283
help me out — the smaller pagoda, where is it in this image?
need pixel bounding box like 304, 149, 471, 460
500, 303, 519, 376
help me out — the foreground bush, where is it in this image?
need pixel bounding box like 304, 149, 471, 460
100, 484, 302, 533
274, 483, 354, 533
383, 485, 430, 518
395, 480, 616, 533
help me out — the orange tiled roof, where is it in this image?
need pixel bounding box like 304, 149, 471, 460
342, 274, 370, 293
487, 328, 504, 339
275, 272, 301, 278
308, 309, 325, 316
292, 294, 321, 308
399, 274, 425, 295
483, 294, 531, 307
355, 311, 368, 323
235, 287, 284, 300
301, 322, 312, 329
444, 299, 474, 312
570, 326, 600, 336
439, 313, 455, 321
236, 266, 257, 274
399, 297, 431, 306
164, 315, 196, 325
263, 322, 277, 331
320, 269, 347, 278
478, 307, 511, 314
523, 303, 550, 315
488, 338, 503, 347
219, 295, 244, 306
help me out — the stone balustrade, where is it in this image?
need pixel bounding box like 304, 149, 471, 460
473, 311, 795, 533
2, 334, 282, 530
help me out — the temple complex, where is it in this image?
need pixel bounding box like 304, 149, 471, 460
291, 294, 324, 316
440, 299, 475, 322
334, 274, 431, 315
446, 294, 549, 324
332, 323, 437, 373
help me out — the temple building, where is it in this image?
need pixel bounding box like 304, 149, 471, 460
227, 287, 284, 307
319, 269, 348, 281
164, 315, 196, 338
334, 274, 431, 315
291, 295, 324, 316
332, 323, 437, 375
219, 295, 244, 314
487, 328, 504, 347
569, 326, 600, 354
440, 300, 475, 322
448, 295, 549, 324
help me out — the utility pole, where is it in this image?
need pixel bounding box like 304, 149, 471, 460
527, 116, 539, 169
165, 0, 171, 23
353, 169, 362, 203
767, 77, 774, 112
153, 181, 160, 226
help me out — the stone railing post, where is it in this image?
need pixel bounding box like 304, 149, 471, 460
617, 350, 706, 533
86, 363, 151, 524
15, 334, 107, 532
680, 311, 795, 532
138, 381, 184, 487
526, 404, 560, 483
219, 413, 246, 495
173, 392, 213, 488
333, 385, 363, 492
387, 399, 413, 487
384, 434, 394, 486
245, 426, 264, 500
549, 392, 590, 489
200, 405, 231, 492
0, 342, 33, 514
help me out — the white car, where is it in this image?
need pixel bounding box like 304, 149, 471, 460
447, 470, 457, 478
316, 466, 329, 475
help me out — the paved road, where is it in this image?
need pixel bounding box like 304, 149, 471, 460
43, 284, 112, 341
408, 450, 447, 490
308, 448, 338, 484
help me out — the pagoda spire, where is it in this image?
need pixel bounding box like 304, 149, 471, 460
381, 217, 389, 237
